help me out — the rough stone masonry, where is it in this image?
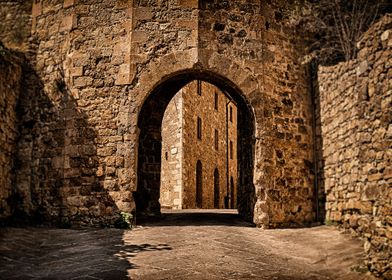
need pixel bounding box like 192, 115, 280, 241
0, 1, 390, 278
318, 14, 392, 278
0, 0, 316, 227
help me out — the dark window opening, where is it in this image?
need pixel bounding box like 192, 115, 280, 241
230, 176, 235, 209
214, 129, 219, 150
229, 106, 233, 122
214, 91, 218, 110
197, 80, 202, 95
230, 140, 233, 159
214, 168, 220, 208
196, 160, 203, 208
197, 117, 202, 140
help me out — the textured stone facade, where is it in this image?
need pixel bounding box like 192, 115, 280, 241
0, 45, 22, 221
0, 0, 316, 228
160, 92, 183, 209
0, 1, 32, 52
318, 15, 392, 278
160, 81, 237, 210
0, 1, 391, 277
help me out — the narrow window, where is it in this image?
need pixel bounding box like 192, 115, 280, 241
230, 176, 235, 209
214, 91, 218, 110
214, 168, 220, 208
197, 117, 202, 140
230, 140, 233, 159
196, 160, 203, 208
229, 106, 233, 122
214, 129, 219, 150
197, 80, 202, 96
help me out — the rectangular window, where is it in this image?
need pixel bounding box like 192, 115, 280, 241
214, 129, 219, 150
214, 92, 218, 110
197, 80, 202, 96
229, 106, 233, 122
197, 117, 202, 139
229, 140, 233, 159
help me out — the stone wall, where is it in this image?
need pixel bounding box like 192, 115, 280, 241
181, 81, 237, 209
0, 0, 317, 227
0, 45, 22, 222
0, 1, 32, 52
160, 81, 237, 210
227, 99, 238, 209
160, 92, 183, 209
318, 14, 392, 278
9, 0, 137, 225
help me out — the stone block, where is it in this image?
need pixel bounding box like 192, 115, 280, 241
113, 41, 130, 55
63, 0, 76, 8
356, 61, 368, 76
97, 147, 116, 157
69, 67, 83, 77
175, 20, 198, 29
118, 168, 132, 185
60, 14, 77, 32
64, 168, 81, 178
67, 196, 83, 206
73, 76, 93, 88
32, 1, 42, 17
115, 64, 137, 85
131, 31, 148, 42
64, 145, 79, 157
115, 0, 130, 9
178, 0, 198, 8
133, 7, 153, 21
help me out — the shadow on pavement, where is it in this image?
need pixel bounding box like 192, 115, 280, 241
0, 227, 171, 280
136, 209, 255, 227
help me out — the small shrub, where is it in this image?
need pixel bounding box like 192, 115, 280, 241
115, 211, 134, 229
325, 219, 339, 226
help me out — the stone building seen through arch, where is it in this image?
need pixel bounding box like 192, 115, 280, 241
136, 71, 255, 221
160, 80, 238, 210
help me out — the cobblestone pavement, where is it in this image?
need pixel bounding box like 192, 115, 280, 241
0, 210, 374, 280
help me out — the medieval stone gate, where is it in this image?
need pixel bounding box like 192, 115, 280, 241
1, 0, 317, 229
1, 1, 391, 277
135, 70, 256, 221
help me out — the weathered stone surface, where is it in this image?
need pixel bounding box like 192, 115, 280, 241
0, 1, 32, 52
0, 1, 390, 278
0, 45, 22, 221
0, 0, 315, 229
318, 14, 392, 278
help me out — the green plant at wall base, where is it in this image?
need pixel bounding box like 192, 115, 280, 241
115, 212, 134, 229
325, 219, 339, 226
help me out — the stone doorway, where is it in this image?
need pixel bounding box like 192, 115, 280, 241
135, 70, 256, 222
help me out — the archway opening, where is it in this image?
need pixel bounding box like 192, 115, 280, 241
135, 70, 255, 223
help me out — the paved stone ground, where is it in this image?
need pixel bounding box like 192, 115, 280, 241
0, 210, 374, 280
